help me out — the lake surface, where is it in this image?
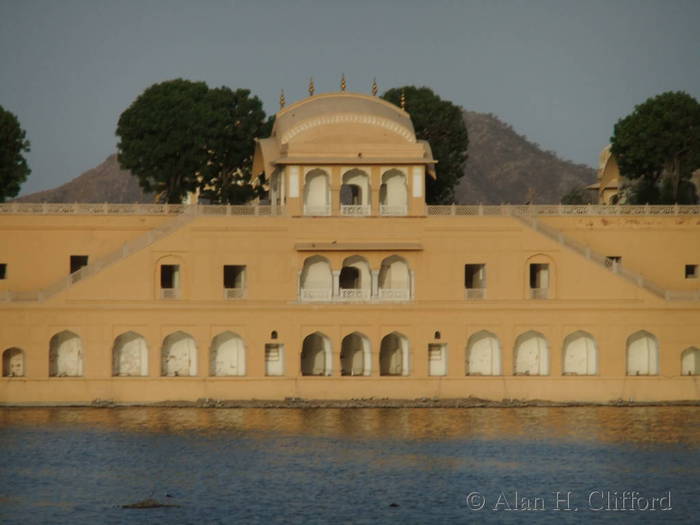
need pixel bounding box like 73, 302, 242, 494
1, 406, 699, 524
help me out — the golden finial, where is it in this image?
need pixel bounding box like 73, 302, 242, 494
308, 77, 315, 97
341, 73, 346, 92
279, 89, 285, 109
371, 78, 378, 96
400, 89, 406, 110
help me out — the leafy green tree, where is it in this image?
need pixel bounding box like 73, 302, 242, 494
0, 105, 30, 202
560, 186, 593, 204
611, 91, 700, 204
382, 86, 468, 204
116, 79, 267, 204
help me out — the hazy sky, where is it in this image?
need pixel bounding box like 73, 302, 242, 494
1, 0, 698, 196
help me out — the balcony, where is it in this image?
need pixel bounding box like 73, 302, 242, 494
304, 204, 331, 216
341, 205, 371, 216
224, 288, 244, 300
529, 288, 549, 299
380, 204, 408, 216
160, 288, 180, 300
300, 288, 333, 302
338, 288, 370, 302
465, 288, 486, 300
378, 288, 410, 301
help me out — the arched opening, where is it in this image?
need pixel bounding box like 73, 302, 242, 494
210, 332, 246, 376
378, 255, 410, 301
112, 332, 148, 377
466, 331, 501, 376
341, 169, 370, 215
681, 347, 700, 376
300, 255, 333, 301
339, 255, 371, 301
340, 332, 371, 376
626, 331, 659, 376
161, 331, 197, 377
380, 332, 409, 376
303, 169, 330, 215
526, 254, 555, 300
562, 331, 597, 375
301, 332, 332, 376
2, 347, 24, 377
380, 169, 408, 215
514, 331, 549, 376
49, 331, 84, 377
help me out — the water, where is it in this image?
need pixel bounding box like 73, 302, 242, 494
1, 406, 698, 524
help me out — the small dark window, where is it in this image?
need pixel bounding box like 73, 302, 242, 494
0, 263, 6, 280
70, 255, 89, 274
529, 264, 549, 289
339, 267, 360, 289
340, 184, 362, 205
605, 256, 622, 267
465, 264, 485, 289
686, 265, 698, 279
161, 264, 179, 288
271, 330, 278, 340
223, 265, 245, 289
434, 331, 441, 340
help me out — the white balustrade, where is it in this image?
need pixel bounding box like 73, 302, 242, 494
341, 205, 371, 216
338, 288, 370, 301
224, 288, 244, 300
529, 288, 549, 300
300, 288, 332, 302
160, 288, 180, 300
465, 288, 486, 300
380, 204, 408, 216
303, 204, 331, 216
378, 288, 410, 301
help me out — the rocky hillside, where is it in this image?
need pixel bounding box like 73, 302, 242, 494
456, 111, 595, 204
16, 112, 595, 204
16, 154, 152, 204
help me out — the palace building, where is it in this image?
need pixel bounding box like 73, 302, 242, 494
1, 91, 699, 405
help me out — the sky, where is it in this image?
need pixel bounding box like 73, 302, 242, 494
1, 0, 699, 196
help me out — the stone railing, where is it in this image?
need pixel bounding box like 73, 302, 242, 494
380, 204, 408, 216
160, 288, 180, 300
0, 202, 284, 216
338, 288, 371, 301
340, 205, 371, 216
464, 288, 486, 300
378, 288, 410, 301
224, 288, 245, 300
303, 204, 331, 216
529, 288, 549, 300
427, 204, 700, 216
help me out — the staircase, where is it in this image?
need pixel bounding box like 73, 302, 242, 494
1, 207, 197, 303
511, 212, 700, 301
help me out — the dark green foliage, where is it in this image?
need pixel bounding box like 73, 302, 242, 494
382, 86, 468, 204
0, 105, 30, 202
560, 186, 593, 204
116, 79, 267, 204
611, 91, 700, 204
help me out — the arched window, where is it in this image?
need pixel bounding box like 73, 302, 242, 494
340, 332, 371, 376
380, 332, 409, 376
304, 169, 330, 216
681, 347, 700, 376
339, 255, 371, 301
341, 169, 370, 215
380, 169, 408, 216
49, 331, 84, 377
466, 331, 501, 376
562, 331, 597, 375
161, 331, 197, 377
514, 331, 549, 376
301, 332, 332, 376
2, 347, 24, 377
626, 331, 659, 376
210, 332, 246, 376
378, 255, 411, 301
300, 256, 333, 302
112, 332, 148, 377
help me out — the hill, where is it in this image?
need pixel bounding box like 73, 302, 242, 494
456, 111, 595, 204
16, 112, 595, 204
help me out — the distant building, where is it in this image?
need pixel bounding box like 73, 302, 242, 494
1, 91, 699, 405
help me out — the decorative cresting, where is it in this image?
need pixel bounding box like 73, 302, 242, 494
341, 73, 346, 92
308, 77, 315, 96
279, 89, 286, 109
371, 78, 378, 96
280, 113, 416, 144
400, 89, 406, 110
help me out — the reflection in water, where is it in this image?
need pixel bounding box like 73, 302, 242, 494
1, 406, 699, 445
1, 407, 699, 524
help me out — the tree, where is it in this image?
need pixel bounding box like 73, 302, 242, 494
116, 79, 268, 204
382, 86, 468, 204
610, 91, 700, 204
560, 186, 593, 205
0, 105, 30, 202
